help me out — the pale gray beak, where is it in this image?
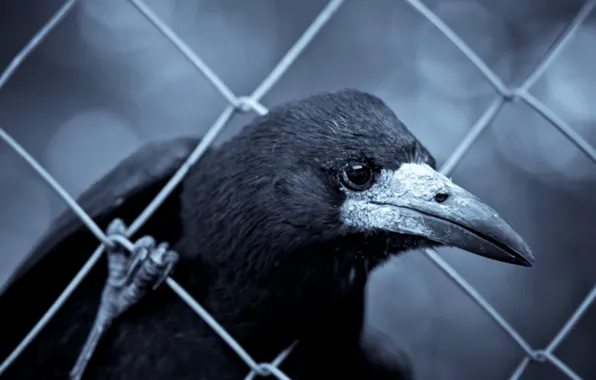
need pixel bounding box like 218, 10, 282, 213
341, 164, 535, 267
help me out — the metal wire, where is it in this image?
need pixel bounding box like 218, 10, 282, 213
0, 0, 343, 377
406, 0, 596, 378
0, 0, 78, 90
0, 0, 594, 378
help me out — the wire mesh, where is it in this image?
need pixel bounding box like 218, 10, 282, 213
0, 0, 594, 378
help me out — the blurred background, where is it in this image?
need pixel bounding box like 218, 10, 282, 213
0, 0, 595, 379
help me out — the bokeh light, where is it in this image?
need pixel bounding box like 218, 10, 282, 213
0, 0, 595, 378
44, 109, 141, 195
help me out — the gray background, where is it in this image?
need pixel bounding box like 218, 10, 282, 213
0, 0, 595, 379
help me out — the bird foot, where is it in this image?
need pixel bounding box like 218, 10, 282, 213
69, 219, 179, 380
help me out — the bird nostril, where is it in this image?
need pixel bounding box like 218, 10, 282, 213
434, 193, 449, 203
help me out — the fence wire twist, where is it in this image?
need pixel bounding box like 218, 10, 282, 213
0, 0, 594, 379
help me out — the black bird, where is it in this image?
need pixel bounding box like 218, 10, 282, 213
0, 89, 534, 379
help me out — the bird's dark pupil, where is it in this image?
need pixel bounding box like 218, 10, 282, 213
346, 165, 370, 185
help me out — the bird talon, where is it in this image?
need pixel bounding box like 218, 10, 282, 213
149, 242, 169, 265
152, 250, 179, 290
106, 218, 127, 237
123, 243, 151, 286
104, 221, 132, 288
70, 229, 178, 380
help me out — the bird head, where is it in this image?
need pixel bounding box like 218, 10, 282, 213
187, 88, 534, 327
252, 88, 534, 264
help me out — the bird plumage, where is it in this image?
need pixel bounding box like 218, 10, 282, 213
0, 89, 532, 379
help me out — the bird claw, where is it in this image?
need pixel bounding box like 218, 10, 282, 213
69, 218, 179, 380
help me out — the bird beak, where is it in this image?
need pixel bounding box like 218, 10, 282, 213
341, 163, 534, 266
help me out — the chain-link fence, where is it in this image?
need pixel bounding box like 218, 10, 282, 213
0, 0, 595, 379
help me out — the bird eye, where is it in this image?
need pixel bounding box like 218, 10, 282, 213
340, 163, 374, 191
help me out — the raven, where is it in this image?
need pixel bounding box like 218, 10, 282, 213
0, 89, 533, 379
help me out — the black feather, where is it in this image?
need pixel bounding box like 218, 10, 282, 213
0, 89, 435, 379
